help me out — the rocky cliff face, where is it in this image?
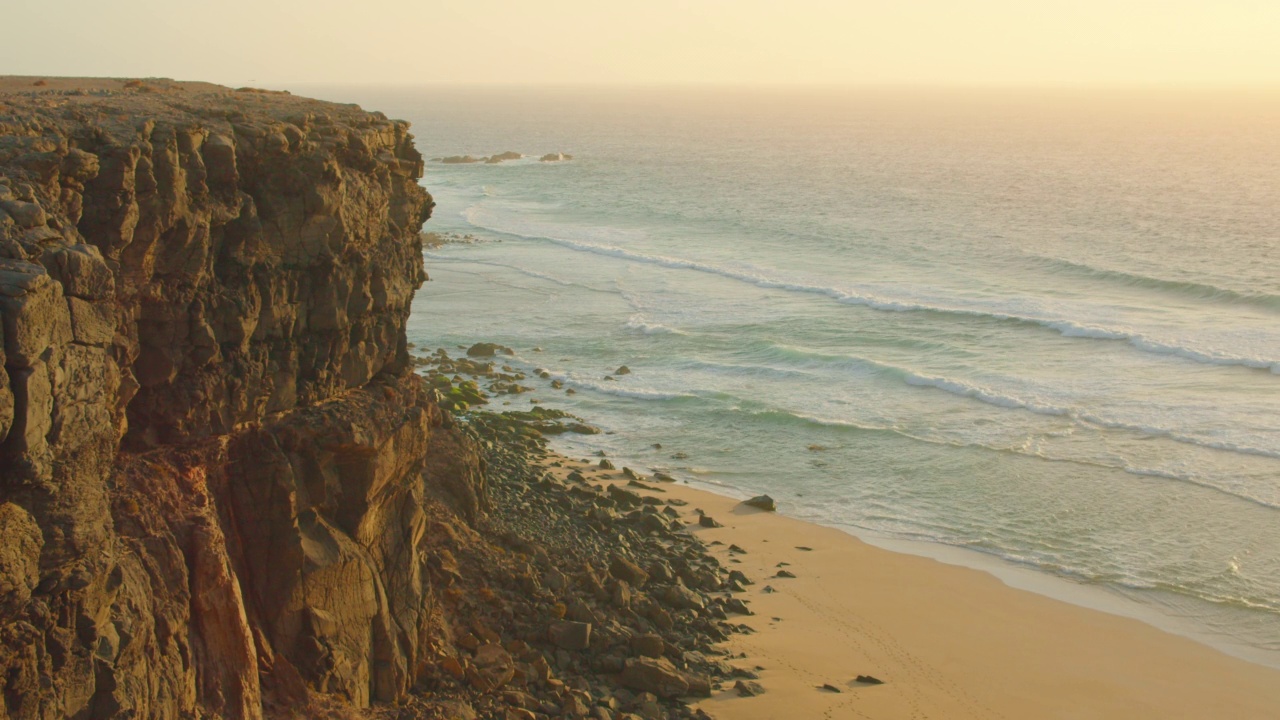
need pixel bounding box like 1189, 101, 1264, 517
0, 77, 480, 719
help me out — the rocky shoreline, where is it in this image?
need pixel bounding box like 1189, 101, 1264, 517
380, 344, 764, 719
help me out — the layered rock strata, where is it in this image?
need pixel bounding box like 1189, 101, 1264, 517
0, 77, 478, 719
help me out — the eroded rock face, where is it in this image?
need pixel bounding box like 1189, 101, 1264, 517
0, 78, 473, 719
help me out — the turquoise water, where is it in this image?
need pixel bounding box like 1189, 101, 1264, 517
312, 86, 1280, 665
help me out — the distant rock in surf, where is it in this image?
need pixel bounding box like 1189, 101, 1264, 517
485, 150, 522, 164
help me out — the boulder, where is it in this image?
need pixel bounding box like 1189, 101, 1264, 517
467, 342, 514, 357
609, 555, 649, 587
619, 657, 689, 698
549, 621, 592, 651
735, 680, 765, 697
468, 644, 516, 691
630, 634, 665, 658
743, 495, 776, 512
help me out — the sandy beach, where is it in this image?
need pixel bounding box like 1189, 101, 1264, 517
546, 456, 1280, 720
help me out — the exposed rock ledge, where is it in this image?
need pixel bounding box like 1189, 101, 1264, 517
0, 77, 488, 718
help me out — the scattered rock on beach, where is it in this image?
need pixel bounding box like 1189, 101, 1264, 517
776, 570, 796, 578
699, 515, 723, 529
599, 458, 616, 470
615, 365, 631, 375
743, 494, 776, 512
819, 683, 842, 693
735, 680, 766, 697
856, 674, 885, 685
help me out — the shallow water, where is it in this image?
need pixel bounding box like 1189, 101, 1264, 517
308, 85, 1280, 665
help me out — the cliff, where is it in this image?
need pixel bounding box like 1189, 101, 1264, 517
0, 77, 481, 718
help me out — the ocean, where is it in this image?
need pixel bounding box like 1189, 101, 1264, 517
307, 85, 1280, 667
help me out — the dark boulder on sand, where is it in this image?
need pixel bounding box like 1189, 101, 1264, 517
743, 495, 776, 511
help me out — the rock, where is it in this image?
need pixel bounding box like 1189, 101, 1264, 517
562, 694, 591, 717
609, 555, 650, 587
630, 634, 665, 658
549, 621, 592, 651
698, 515, 723, 529
608, 484, 643, 508
619, 657, 689, 698
611, 580, 632, 608
599, 458, 616, 470
614, 365, 631, 375
819, 683, 842, 693
776, 570, 797, 578
660, 584, 705, 611
468, 644, 516, 691
468, 342, 514, 357
742, 495, 776, 512
0, 503, 42, 618
0, 199, 46, 228
855, 674, 884, 685
442, 656, 467, 681
734, 680, 765, 697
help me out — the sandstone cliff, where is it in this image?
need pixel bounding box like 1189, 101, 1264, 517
0, 77, 482, 719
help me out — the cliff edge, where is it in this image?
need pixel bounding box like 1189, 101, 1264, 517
0, 77, 481, 718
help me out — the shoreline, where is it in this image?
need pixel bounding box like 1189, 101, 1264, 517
535, 455, 1280, 719
672, 475, 1280, 674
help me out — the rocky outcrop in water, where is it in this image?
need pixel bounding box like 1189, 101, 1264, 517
0, 77, 470, 718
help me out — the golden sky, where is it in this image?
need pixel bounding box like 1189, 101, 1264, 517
5, 0, 1279, 86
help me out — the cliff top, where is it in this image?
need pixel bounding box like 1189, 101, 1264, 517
0, 75, 402, 146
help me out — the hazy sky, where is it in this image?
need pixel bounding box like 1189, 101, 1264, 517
4, 0, 1278, 87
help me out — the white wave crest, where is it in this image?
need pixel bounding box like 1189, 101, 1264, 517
624, 314, 686, 335
460, 208, 1280, 374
